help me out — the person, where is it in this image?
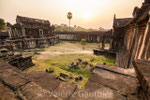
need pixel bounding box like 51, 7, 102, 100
82, 46, 85, 50
96, 44, 101, 49
98, 45, 101, 49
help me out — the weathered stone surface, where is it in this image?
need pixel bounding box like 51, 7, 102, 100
0, 67, 29, 90
24, 71, 61, 92
16, 82, 59, 100
24, 71, 78, 99
91, 65, 137, 95
54, 82, 77, 100
0, 82, 17, 100
96, 63, 136, 77
133, 60, 150, 100
82, 64, 139, 99
69, 64, 140, 100
70, 81, 126, 100
0, 47, 34, 70
0, 58, 140, 100
0, 60, 61, 100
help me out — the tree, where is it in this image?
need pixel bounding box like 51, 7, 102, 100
81, 38, 86, 50
0, 18, 5, 31
81, 39, 86, 45
67, 12, 72, 31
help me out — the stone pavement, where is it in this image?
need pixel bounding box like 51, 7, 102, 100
0, 59, 140, 100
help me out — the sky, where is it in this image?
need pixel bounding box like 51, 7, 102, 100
0, 0, 143, 29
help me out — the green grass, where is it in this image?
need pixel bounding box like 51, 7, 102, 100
25, 41, 114, 88
26, 54, 114, 88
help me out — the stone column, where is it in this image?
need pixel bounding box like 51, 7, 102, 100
138, 11, 150, 59
22, 28, 26, 38
126, 25, 139, 68
102, 37, 105, 50
7, 27, 12, 38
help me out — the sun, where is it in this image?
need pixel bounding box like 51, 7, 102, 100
83, 12, 93, 20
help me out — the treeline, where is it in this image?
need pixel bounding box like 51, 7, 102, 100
54, 24, 105, 32
0, 18, 6, 31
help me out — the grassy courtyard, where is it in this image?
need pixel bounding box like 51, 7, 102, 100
26, 41, 114, 88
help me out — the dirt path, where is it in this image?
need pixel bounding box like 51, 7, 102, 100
40, 51, 93, 55
37, 42, 93, 60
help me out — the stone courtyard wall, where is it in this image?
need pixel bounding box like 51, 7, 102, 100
54, 31, 113, 43
4, 36, 59, 50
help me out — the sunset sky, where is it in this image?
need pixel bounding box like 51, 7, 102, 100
0, 0, 143, 29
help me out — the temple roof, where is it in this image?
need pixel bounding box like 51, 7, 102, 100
114, 18, 132, 28
16, 15, 50, 25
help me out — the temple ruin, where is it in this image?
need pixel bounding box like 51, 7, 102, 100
5, 15, 59, 50
112, 0, 150, 68
0, 46, 34, 70
0, 0, 150, 100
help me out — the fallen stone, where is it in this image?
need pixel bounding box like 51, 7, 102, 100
103, 62, 106, 65
78, 58, 82, 62
69, 62, 80, 69
46, 68, 54, 73
69, 74, 74, 79
81, 65, 86, 68
60, 73, 68, 79
75, 76, 83, 82
82, 61, 88, 65
58, 77, 66, 82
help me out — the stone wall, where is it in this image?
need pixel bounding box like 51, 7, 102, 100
4, 36, 59, 51
54, 31, 113, 43
7, 15, 54, 39
0, 47, 34, 70
93, 49, 116, 60
133, 60, 150, 100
